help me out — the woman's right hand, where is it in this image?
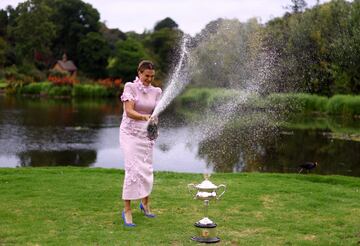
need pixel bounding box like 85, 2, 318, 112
142, 114, 151, 121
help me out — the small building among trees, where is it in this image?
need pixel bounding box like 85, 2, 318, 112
51, 54, 77, 78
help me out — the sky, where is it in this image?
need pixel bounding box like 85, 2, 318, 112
0, 0, 330, 36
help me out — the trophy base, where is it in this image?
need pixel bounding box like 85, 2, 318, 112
191, 236, 220, 243
192, 219, 219, 243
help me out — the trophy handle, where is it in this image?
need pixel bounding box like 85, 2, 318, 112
216, 184, 226, 200
187, 184, 197, 199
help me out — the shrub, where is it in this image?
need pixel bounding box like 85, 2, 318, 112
0, 80, 8, 89
48, 76, 78, 86
17, 64, 46, 82
72, 84, 114, 98
97, 78, 123, 88
266, 93, 329, 114
327, 95, 360, 117
4, 66, 22, 81
20, 82, 52, 95
266, 93, 301, 113
48, 69, 69, 78
48, 85, 72, 97
3, 65, 45, 84
293, 93, 328, 113
179, 88, 211, 108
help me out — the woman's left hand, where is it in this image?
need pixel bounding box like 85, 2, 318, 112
149, 115, 158, 124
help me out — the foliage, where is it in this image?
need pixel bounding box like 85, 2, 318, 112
9, 0, 56, 62
327, 95, 360, 117
47, 85, 72, 97
1, 0, 360, 93
286, 0, 308, 13
72, 84, 115, 98
107, 37, 150, 81
48, 69, 69, 78
48, 76, 78, 86
0, 37, 7, 67
0, 9, 7, 37
77, 32, 110, 78
18, 62, 47, 82
0, 81, 7, 89
18, 81, 72, 97
330, 0, 360, 94
154, 17, 179, 31
11, 81, 120, 98
46, 0, 101, 63
264, 0, 359, 95
178, 87, 240, 108
99, 23, 126, 52
97, 78, 122, 88
144, 27, 183, 78
266, 93, 329, 114
190, 18, 263, 89
176, 88, 360, 117
3, 64, 45, 83
20, 82, 52, 95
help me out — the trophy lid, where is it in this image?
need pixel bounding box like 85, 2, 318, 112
196, 179, 218, 189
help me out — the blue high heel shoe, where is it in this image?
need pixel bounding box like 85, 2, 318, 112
139, 203, 156, 218
122, 211, 136, 227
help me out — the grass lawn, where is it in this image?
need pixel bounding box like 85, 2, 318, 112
0, 167, 359, 245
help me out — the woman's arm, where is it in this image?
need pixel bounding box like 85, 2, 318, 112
124, 101, 150, 121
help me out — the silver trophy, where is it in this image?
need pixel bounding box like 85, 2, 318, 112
188, 174, 226, 243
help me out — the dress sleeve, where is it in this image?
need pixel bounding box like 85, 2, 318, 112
121, 83, 136, 102
155, 87, 162, 104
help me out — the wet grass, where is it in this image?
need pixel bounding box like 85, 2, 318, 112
0, 168, 359, 245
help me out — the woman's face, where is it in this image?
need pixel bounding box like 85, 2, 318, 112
138, 69, 155, 86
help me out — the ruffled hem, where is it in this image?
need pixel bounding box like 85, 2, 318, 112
120, 92, 136, 102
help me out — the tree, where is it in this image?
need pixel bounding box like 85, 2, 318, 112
154, 17, 178, 31
145, 28, 182, 78
0, 9, 8, 37
77, 32, 110, 78
9, 0, 56, 62
265, 0, 355, 95
0, 37, 7, 67
331, 0, 360, 94
47, 0, 101, 63
287, 0, 308, 13
190, 18, 264, 89
99, 23, 126, 52
107, 37, 150, 81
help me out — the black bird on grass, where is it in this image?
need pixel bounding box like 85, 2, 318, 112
298, 161, 318, 174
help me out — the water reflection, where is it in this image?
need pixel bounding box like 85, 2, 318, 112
197, 122, 360, 176
0, 96, 359, 176
263, 129, 360, 176
18, 149, 96, 167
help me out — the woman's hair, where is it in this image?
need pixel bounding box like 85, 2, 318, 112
137, 60, 155, 73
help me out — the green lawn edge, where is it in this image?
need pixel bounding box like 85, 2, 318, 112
0, 167, 359, 245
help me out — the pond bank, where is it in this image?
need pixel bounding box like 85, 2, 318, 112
2, 82, 360, 117
174, 88, 360, 118
0, 167, 359, 245
0, 95, 359, 175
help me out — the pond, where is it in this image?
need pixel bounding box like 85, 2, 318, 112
0, 95, 359, 176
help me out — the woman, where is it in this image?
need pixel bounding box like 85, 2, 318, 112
119, 60, 162, 227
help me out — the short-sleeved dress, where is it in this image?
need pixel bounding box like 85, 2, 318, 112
119, 77, 162, 200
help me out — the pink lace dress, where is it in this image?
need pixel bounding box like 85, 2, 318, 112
119, 77, 162, 200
